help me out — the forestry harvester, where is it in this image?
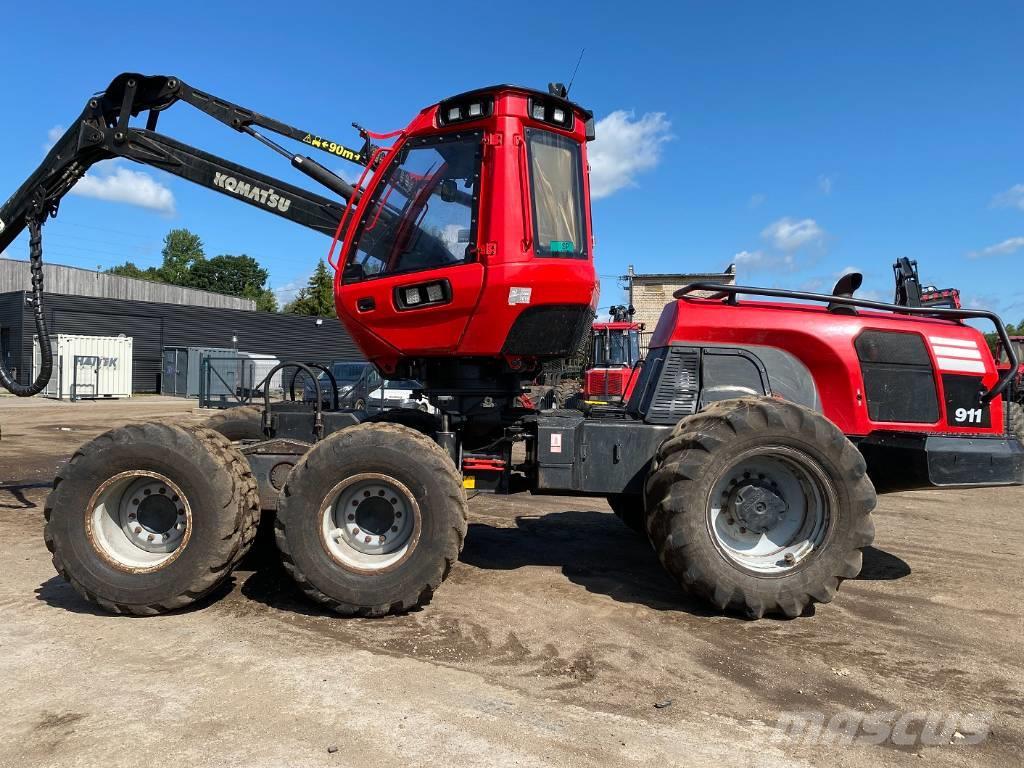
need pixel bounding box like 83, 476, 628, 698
1, 73, 1021, 619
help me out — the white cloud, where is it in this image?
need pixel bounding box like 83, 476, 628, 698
968, 236, 1024, 259
818, 174, 833, 195
748, 193, 766, 209
71, 160, 176, 215
991, 184, 1024, 211
761, 217, 825, 252
273, 278, 306, 305
588, 110, 672, 199
43, 125, 64, 153
733, 249, 798, 272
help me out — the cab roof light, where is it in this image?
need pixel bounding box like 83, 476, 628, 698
438, 95, 494, 126
527, 97, 575, 130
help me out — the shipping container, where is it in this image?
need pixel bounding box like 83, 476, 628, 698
32, 334, 133, 400
161, 346, 238, 398
238, 351, 283, 394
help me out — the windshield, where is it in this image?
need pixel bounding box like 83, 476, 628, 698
324, 362, 370, 384
526, 128, 586, 258
592, 329, 639, 366
344, 134, 482, 282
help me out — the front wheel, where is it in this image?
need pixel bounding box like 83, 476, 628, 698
645, 398, 876, 618
275, 423, 467, 616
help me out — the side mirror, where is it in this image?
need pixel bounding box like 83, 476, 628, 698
439, 179, 458, 203
342, 263, 365, 282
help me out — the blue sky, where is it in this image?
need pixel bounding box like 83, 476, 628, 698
2, 2, 1022, 321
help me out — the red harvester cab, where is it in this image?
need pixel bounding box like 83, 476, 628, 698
332, 86, 600, 381
584, 321, 643, 403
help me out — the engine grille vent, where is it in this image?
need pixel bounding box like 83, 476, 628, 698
646, 347, 700, 424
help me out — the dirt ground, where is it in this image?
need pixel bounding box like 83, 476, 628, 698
1, 395, 1022, 768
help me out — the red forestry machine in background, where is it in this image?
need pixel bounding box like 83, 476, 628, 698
583, 304, 644, 404
1, 73, 1021, 622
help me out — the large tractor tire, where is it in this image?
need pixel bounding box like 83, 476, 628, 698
1009, 401, 1024, 443
275, 422, 467, 616
43, 423, 260, 615
645, 398, 876, 619
606, 494, 645, 534
205, 405, 266, 442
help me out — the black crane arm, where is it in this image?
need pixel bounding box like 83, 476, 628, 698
0, 72, 370, 253
0, 72, 375, 396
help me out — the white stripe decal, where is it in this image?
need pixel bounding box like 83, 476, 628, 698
932, 345, 983, 360
928, 336, 977, 349
935, 357, 986, 373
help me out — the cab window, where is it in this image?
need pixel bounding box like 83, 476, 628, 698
344, 133, 482, 282
526, 128, 586, 258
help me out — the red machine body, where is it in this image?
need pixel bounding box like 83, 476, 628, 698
651, 296, 1007, 438
331, 87, 599, 377
583, 321, 643, 402
995, 336, 1024, 399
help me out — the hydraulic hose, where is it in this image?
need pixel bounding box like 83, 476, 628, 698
0, 217, 52, 396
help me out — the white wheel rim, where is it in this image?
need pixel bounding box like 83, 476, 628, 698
86, 471, 192, 573
706, 446, 835, 575
319, 473, 420, 572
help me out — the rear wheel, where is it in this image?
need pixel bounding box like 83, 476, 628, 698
44, 423, 259, 614
205, 405, 265, 442
1009, 401, 1024, 442
607, 494, 645, 534
275, 423, 467, 616
645, 398, 876, 618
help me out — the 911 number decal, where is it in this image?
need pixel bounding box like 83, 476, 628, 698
943, 374, 991, 429
954, 407, 984, 424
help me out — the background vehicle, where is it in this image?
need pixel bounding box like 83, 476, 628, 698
1, 73, 1020, 622
367, 378, 434, 413
302, 360, 380, 410
583, 305, 643, 404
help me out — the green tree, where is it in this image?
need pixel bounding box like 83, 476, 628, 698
283, 260, 335, 316
160, 228, 205, 284
189, 254, 278, 312
107, 261, 161, 281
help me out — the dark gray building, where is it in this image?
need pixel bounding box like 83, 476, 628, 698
1, 288, 362, 394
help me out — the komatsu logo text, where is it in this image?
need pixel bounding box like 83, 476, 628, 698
213, 173, 292, 213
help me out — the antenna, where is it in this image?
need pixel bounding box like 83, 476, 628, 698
566, 48, 586, 96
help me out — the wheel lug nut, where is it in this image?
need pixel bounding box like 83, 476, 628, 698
391, 526, 398, 532
144, 489, 151, 496
380, 535, 386, 543
364, 535, 371, 543
390, 498, 398, 505
158, 488, 166, 494
147, 534, 155, 542
363, 491, 370, 497
352, 500, 359, 507
128, 512, 136, 519
133, 527, 142, 534
784, 553, 796, 565
131, 499, 140, 506
353, 528, 360, 535
347, 514, 355, 521
378, 490, 385, 496
395, 512, 402, 518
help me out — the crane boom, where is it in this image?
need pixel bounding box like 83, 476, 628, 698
0, 71, 375, 395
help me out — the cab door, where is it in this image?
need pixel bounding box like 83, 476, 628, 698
336, 133, 486, 360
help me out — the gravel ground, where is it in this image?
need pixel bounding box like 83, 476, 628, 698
1, 395, 1022, 767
